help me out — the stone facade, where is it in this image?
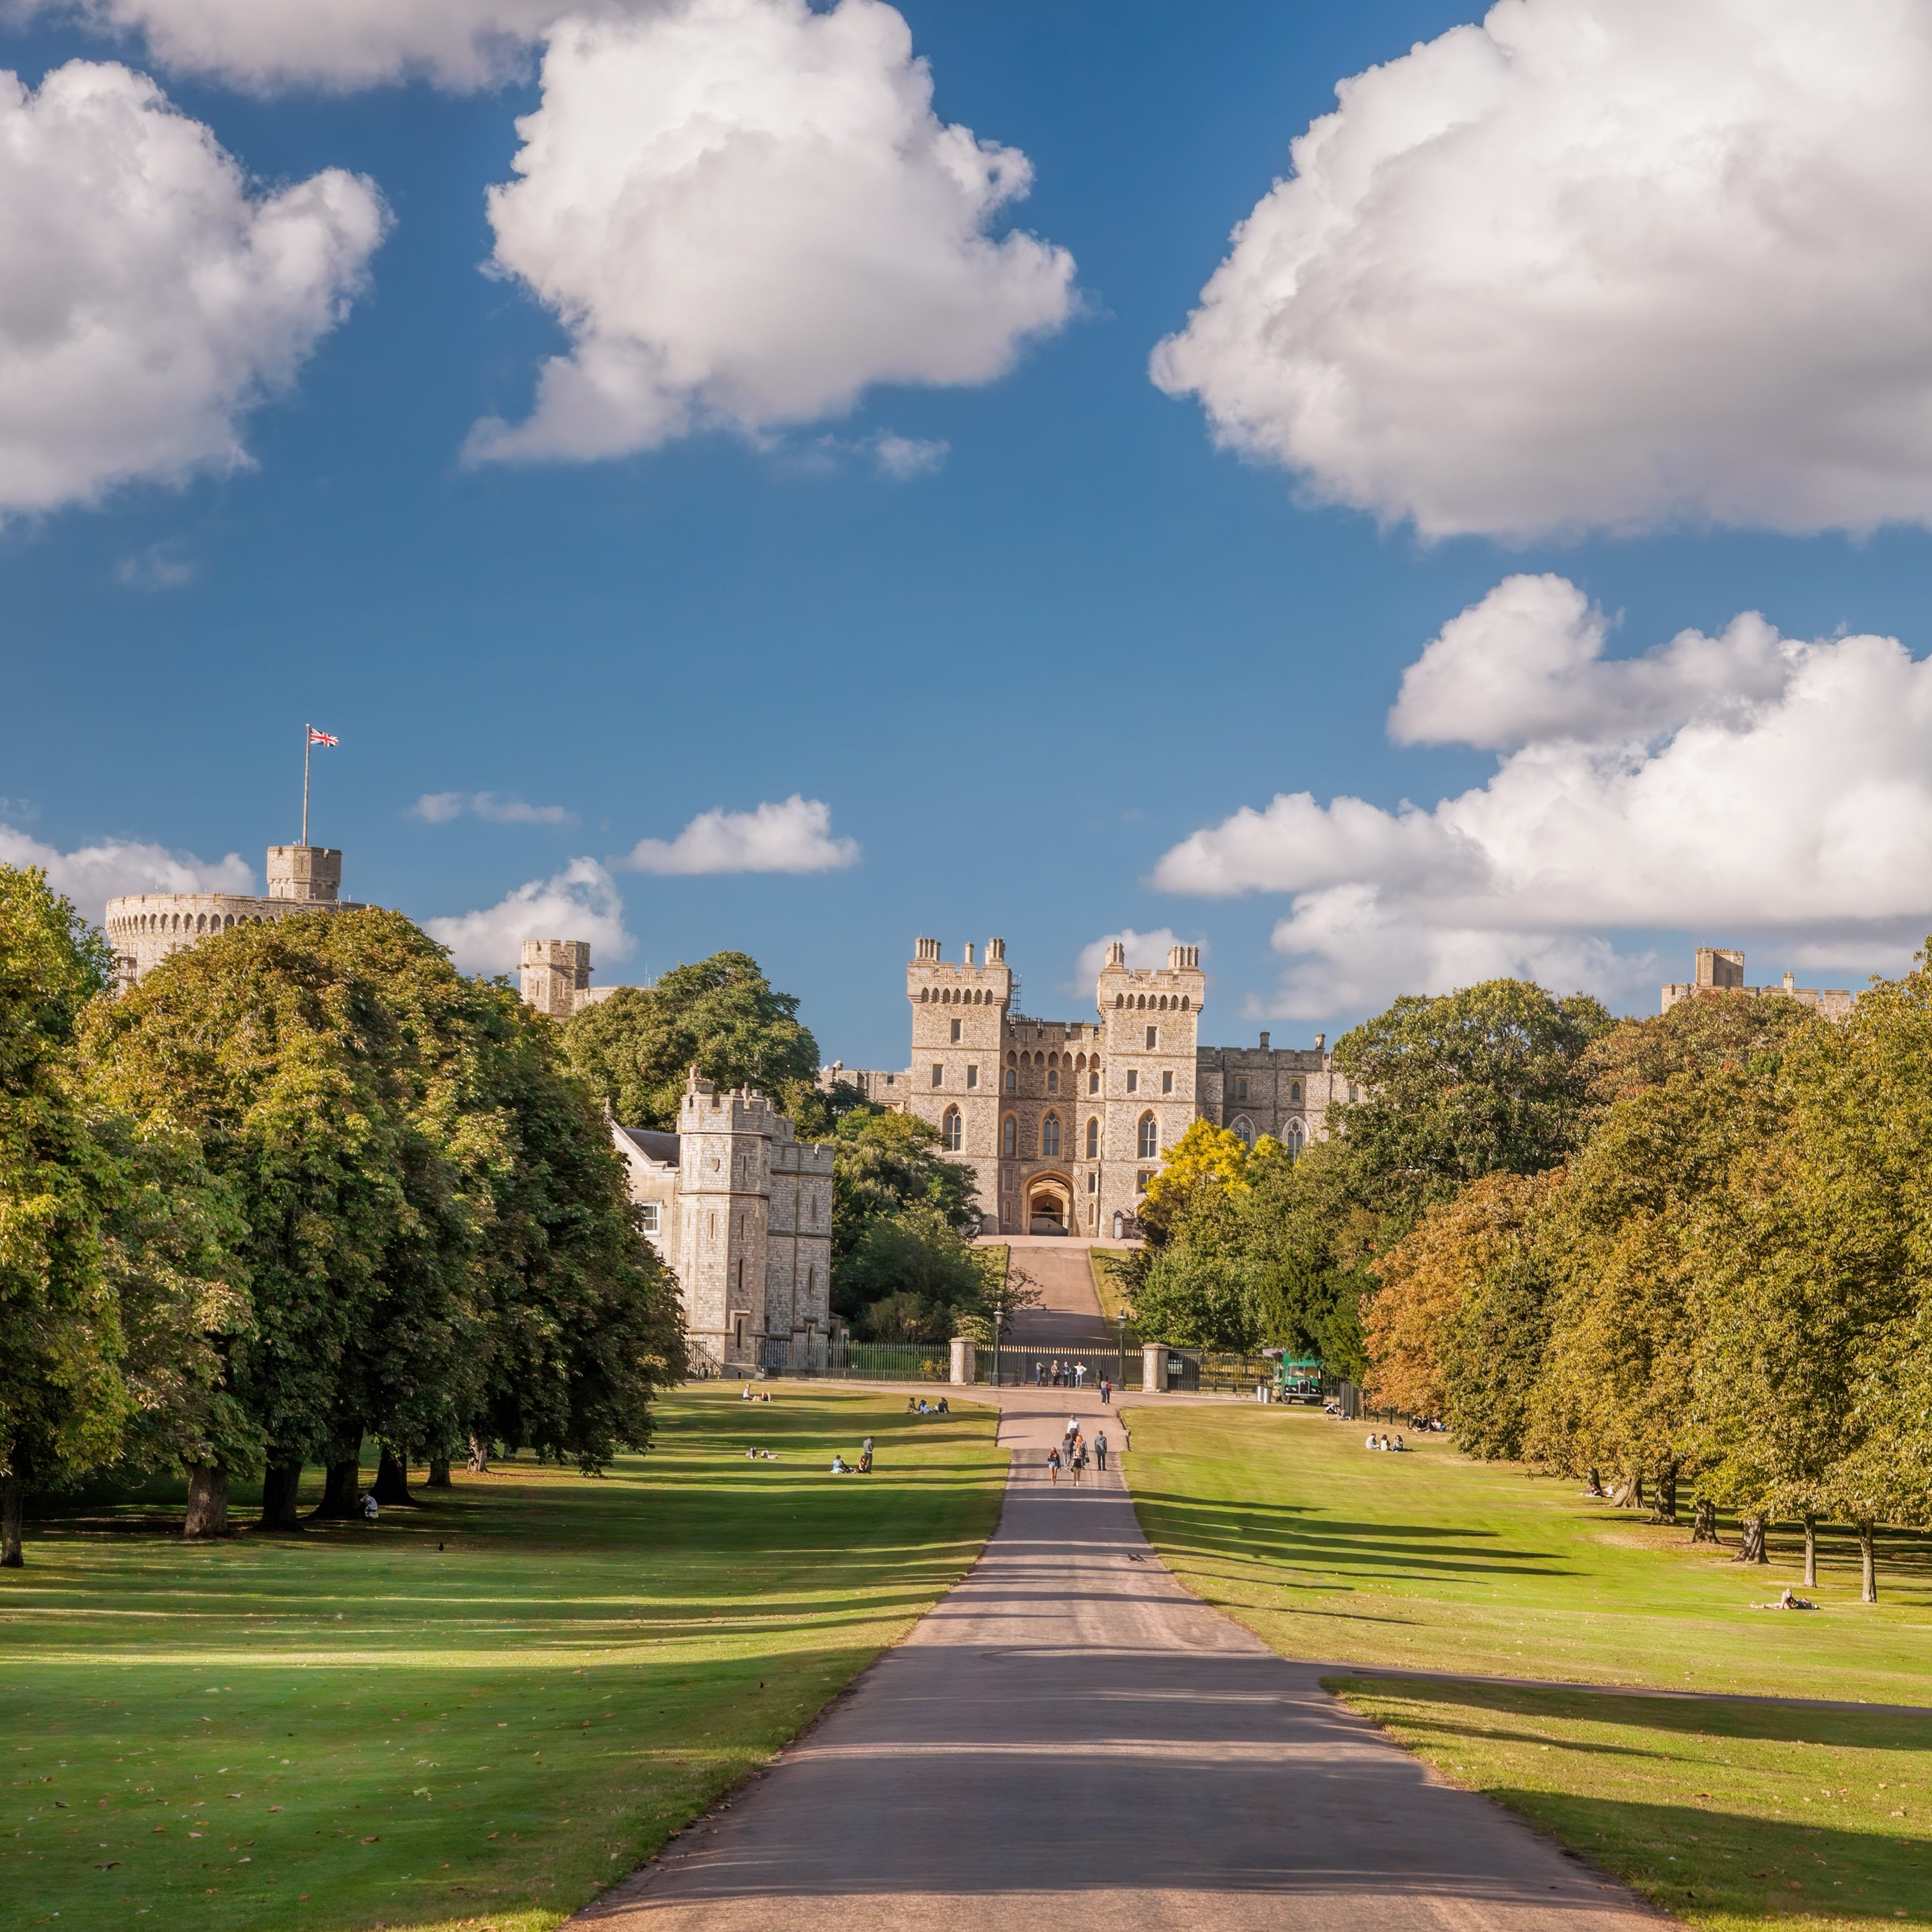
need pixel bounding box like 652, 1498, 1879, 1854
826, 936, 1347, 1238
1661, 946, 1856, 1020
105, 844, 366, 989
608, 1071, 833, 1375
518, 939, 629, 1017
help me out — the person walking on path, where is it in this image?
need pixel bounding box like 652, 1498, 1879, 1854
1095, 1428, 1108, 1473
1046, 1446, 1062, 1485
1070, 1441, 1086, 1485
1101, 1376, 1111, 1404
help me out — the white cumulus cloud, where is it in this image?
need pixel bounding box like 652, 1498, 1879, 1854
1152, 0, 1932, 539
422, 856, 632, 976
4, 0, 646, 93
465, 0, 1076, 464
0, 821, 254, 919
0, 60, 386, 517
619, 796, 859, 876
410, 791, 575, 826
1152, 578, 1932, 1017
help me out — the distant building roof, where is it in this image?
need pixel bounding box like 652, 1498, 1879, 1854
614, 1125, 681, 1166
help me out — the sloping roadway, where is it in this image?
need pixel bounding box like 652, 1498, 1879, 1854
578, 1391, 1656, 1932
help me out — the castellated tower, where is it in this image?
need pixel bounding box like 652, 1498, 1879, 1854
906, 936, 1010, 1222
105, 845, 363, 990
521, 940, 592, 1016
1094, 941, 1205, 1236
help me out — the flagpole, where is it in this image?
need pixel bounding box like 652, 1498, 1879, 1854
302, 724, 311, 847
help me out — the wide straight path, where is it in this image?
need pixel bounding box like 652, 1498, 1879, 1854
998, 1236, 1115, 1349
579, 1393, 1656, 1932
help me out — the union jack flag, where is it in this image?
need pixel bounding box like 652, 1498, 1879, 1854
308, 728, 339, 746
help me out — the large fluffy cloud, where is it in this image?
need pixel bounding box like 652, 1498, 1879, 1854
423, 857, 632, 976
0, 820, 253, 917
0, 61, 385, 515
619, 796, 858, 875
1152, 0, 1932, 539
466, 0, 1076, 463
1153, 577, 1932, 1016
5, 0, 635, 92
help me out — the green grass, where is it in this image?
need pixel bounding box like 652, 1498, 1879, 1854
1088, 1249, 1132, 1325
1, 1388, 1005, 1932
1122, 1403, 1932, 1701
1335, 1676, 1932, 1932
1124, 1403, 1932, 1932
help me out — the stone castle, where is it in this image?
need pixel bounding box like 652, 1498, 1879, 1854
825, 936, 1349, 1239
1660, 947, 1855, 1019
105, 844, 365, 989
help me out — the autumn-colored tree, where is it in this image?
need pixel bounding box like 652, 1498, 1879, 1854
1364, 1172, 1551, 1418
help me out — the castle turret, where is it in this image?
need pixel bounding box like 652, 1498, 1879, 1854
266, 845, 342, 903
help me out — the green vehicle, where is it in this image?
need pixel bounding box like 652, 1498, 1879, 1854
1265, 1352, 1324, 1404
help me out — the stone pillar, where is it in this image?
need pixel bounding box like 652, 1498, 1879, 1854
1142, 1342, 1168, 1393
949, 1336, 977, 1386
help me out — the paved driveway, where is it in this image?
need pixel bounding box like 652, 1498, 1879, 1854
579, 1391, 1655, 1932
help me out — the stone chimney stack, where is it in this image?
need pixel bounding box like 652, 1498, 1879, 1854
964, 941, 976, 965
1167, 943, 1200, 970
1259, 1031, 1270, 1051
1106, 940, 1126, 967
915, 936, 941, 962
987, 937, 1005, 962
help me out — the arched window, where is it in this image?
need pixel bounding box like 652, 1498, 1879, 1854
1006, 1050, 1017, 1065
1089, 1070, 1100, 1094
1232, 1116, 1255, 1148
1086, 1116, 1099, 1159
1290, 1080, 1302, 1102
1181, 995, 1189, 1010
1138, 1112, 1158, 1159
920, 987, 929, 1001
1286, 1120, 1306, 1159
1002, 1116, 1016, 1157
1041, 1113, 1061, 1157
941, 1106, 962, 1151
1004, 1069, 1016, 1092
1114, 993, 1123, 1008
1046, 1070, 1059, 1094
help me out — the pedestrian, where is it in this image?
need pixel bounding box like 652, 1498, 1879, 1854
1046, 1446, 1062, 1485
1075, 1362, 1087, 1389
1101, 1377, 1111, 1405
862, 1435, 874, 1455
1035, 1360, 1045, 1388
1095, 1429, 1108, 1472
1070, 1443, 1085, 1485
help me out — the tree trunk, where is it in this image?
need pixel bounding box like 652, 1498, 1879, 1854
466, 1435, 489, 1475
1, 1475, 23, 1568
372, 1446, 415, 1507
1803, 1514, 1817, 1587
183, 1465, 229, 1540
259, 1463, 303, 1531
1859, 1520, 1877, 1604
1612, 1473, 1644, 1510
1585, 1467, 1602, 1497
1691, 1497, 1719, 1543
311, 1446, 364, 1520
1733, 1513, 1768, 1563
1651, 1465, 1678, 1524
428, 1455, 452, 1489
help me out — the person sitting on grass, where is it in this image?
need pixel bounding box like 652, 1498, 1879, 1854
1364, 1431, 1379, 1450
743, 1385, 754, 1400
907, 1396, 919, 1413
830, 1454, 852, 1474
937, 1397, 949, 1414
858, 1447, 873, 1473
361, 1492, 379, 1520
1392, 1434, 1406, 1451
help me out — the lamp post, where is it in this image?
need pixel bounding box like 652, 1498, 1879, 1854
992, 1307, 1004, 1390
1117, 1307, 1130, 1392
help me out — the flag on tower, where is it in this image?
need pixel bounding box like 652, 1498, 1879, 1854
308, 728, 339, 746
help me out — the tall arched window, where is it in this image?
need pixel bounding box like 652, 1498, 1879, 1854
942, 1106, 962, 1151
1002, 1116, 1016, 1157
1086, 1116, 1099, 1159
1232, 1116, 1255, 1148
1046, 1069, 1059, 1094
1138, 1113, 1158, 1159
1286, 1120, 1306, 1159
1089, 1070, 1100, 1094
1041, 1113, 1061, 1157
1290, 1080, 1302, 1102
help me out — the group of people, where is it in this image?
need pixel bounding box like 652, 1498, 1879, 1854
1045, 1418, 1109, 1484
831, 1434, 877, 1476
1035, 1359, 1098, 1390
1364, 1432, 1407, 1452
743, 1447, 779, 1461
906, 1396, 949, 1415
740, 1386, 775, 1403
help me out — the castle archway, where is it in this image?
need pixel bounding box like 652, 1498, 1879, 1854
1026, 1172, 1073, 1236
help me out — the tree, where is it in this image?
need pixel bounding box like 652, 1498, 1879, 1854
1364, 1172, 1550, 1419
0, 866, 124, 1564
827, 1107, 978, 1322
1137, 1119, 1259, 1238
1333, 979, 1614, 1233
556, 952, 820, 1129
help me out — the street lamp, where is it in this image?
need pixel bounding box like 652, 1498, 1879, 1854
1117, 1306, 1130, 1392
992, 1306, 1004, 1390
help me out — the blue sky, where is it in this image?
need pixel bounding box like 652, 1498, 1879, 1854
7, 0, 1932, 1068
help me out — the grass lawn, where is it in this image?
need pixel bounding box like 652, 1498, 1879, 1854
1122, 1402, 1932, 1702
1124, 1402, 1932, 1932
1087, 1250, 1132, 1325
1, 1387, 1005, 1932
1337, 1676, 1932, 1932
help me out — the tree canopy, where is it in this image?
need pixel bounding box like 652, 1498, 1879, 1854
557, 951, 819, 1129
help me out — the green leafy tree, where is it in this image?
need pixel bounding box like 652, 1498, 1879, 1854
557, 952, 820, 1129
828, 1107, 978, 1321
1333, 978, 1615, 1234
0, 866, 124, 1564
